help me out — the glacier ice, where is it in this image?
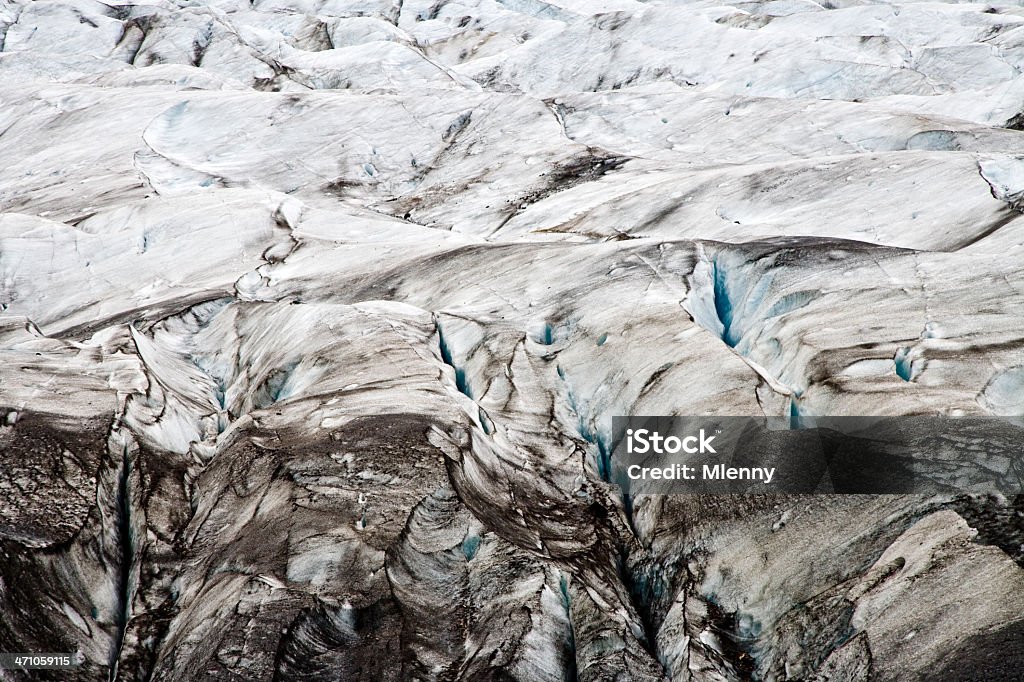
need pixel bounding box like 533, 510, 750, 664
1, 0, 1024, 680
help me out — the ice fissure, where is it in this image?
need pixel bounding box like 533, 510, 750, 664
107, 431, 136, 681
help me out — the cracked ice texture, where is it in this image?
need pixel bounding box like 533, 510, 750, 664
1, 0, 1023, 680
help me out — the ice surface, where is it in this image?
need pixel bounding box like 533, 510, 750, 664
1, 0, 1023, 679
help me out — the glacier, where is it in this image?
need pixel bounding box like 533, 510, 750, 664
1, 0, 1023, 679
